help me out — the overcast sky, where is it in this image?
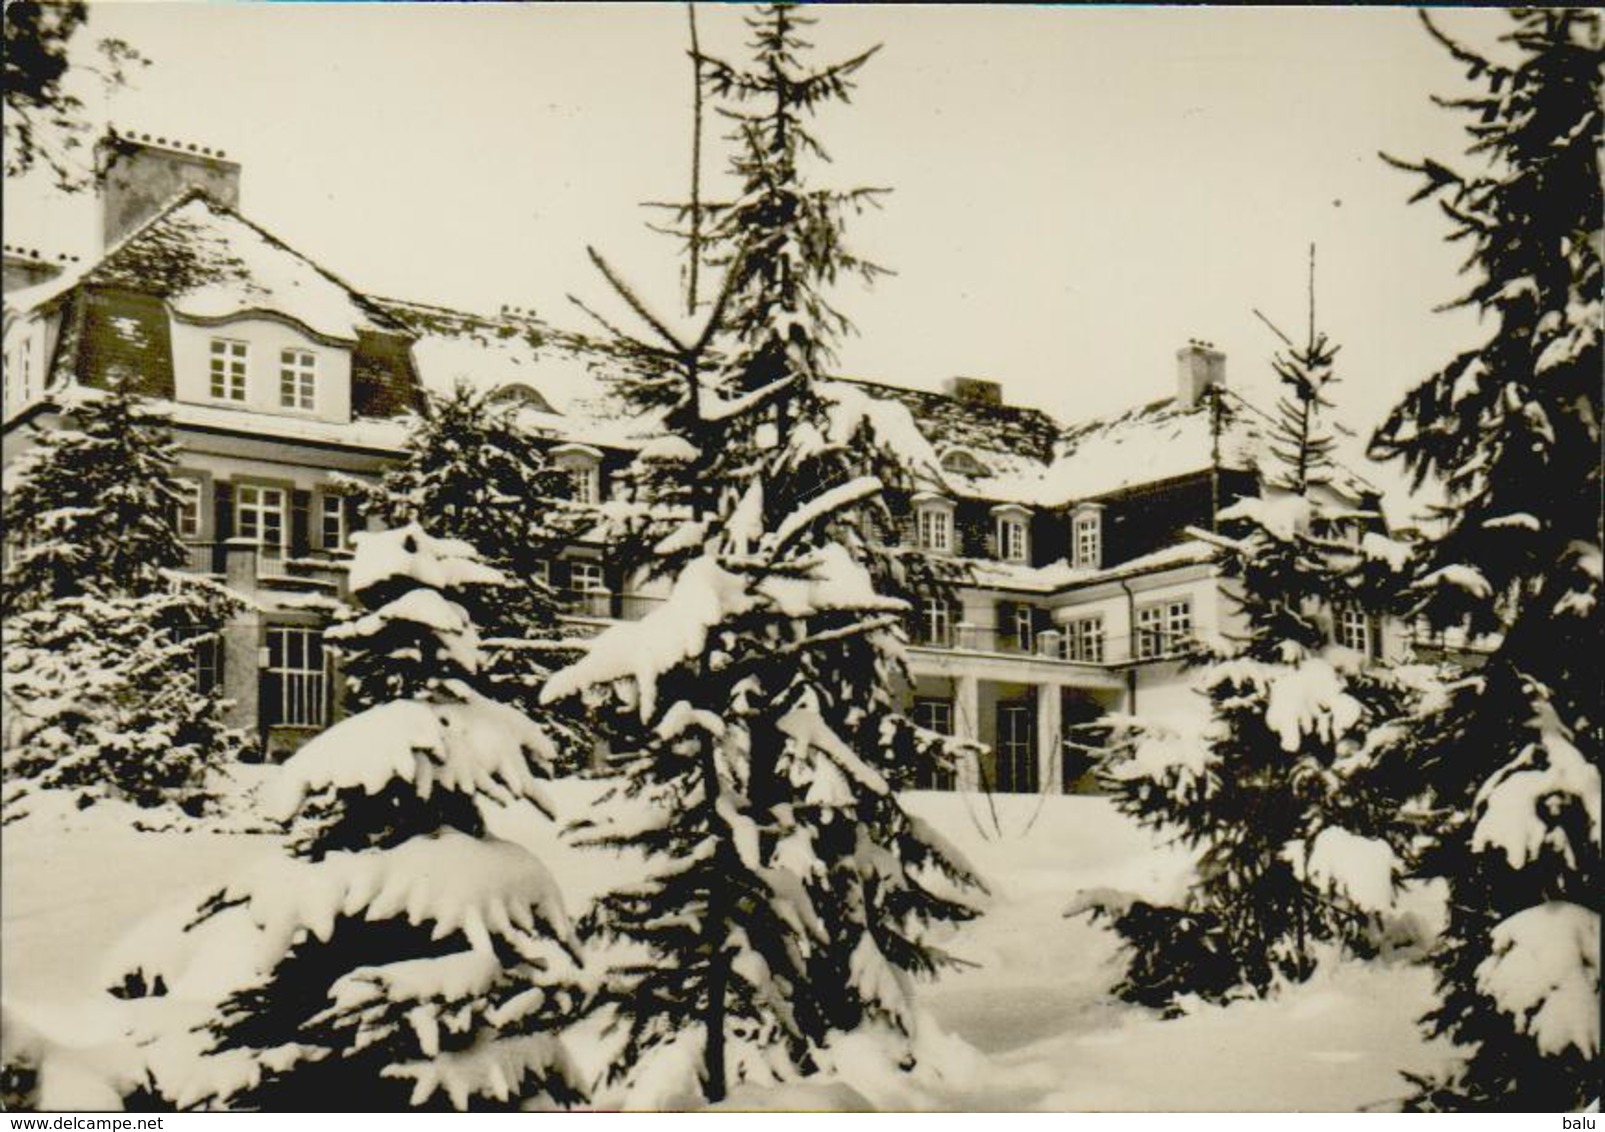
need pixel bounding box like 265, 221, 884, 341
9, 3, 1507, 436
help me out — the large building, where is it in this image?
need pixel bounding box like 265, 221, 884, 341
2, 133, 1407, 785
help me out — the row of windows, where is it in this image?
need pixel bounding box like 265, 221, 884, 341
172, 481, 348, 550
913, 502, 1102, 569
208, 339, 320, 411
912, 598, 1189, 661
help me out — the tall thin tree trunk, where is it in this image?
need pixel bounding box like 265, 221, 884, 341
686, 2, 704, 317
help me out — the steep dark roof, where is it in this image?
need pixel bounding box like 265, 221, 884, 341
11, 190, 425, 420
839, 378, 1061, 464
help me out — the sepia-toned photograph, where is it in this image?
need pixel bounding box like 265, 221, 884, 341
1, 1, 1598, 1115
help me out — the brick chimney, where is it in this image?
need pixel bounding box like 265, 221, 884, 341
944, 376, 1004, 407
96, 128, 241, 248
1176, 339, 1226, 408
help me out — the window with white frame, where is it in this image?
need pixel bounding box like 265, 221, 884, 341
912, 698, 957, 790
1137, 599, 1192, 660
172, 478, 202, 540
280, 348, 316, 410
1073, 510, 1102, 569
995, 511, 1029, 563
939, 449, 986, 477
266, 626, 328, 728
1010, 604, 1035, 652
209, 339, 248, 402
236, 485, 286, 550
996, 702, 1038, 793
566, 559, 607, 615
319, 494, 346, 550
193, 633, 222, 694
1066, 614, 1105, 663
570, 560, 605, 593
567, 462, 600, 505
917, 504, 953, 553
919, 596, 954, 647
174, 626, 222, 694
553, 446, 603, 507
1336, 607, 1372, 654
913, 698, 954, 736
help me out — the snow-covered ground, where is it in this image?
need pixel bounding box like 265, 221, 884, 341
0, 776, 1457, 1111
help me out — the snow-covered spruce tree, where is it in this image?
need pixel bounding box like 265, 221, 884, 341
359, 382, 590, 759
2, 384, 189, 612
1370, 10, 1601, 1110
1099, 314, 1423, 1005
546, 4, 978, 1104
1, 386, 246, 815
113, 525, 585, 1110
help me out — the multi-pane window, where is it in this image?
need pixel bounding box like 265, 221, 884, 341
193, 633, 222, 694
1137, 599, 1192, 660
172, 478, 202, 540
280, 349, 316, 410
1337, 607, 1372, 655
919, 596, 954, 647
266, 626, 327, 728
568, 559, 607, 614
570, 560, 605, 593
998, 517, 1028, 563
564, 462, 600, 505
997, 703, 1038, 793
236, 485, 287, 547
1011, 604, 1035, 652
1074, 513, 1102, 569
912, 698, 957, 790
1066, 614, 1105, 663
917, 506, 952, 553
209, 339, 247, 401
320, 494, 346, 550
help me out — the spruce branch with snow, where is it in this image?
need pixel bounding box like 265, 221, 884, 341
357, 384, 592, 762
1371, 9, 1601, 1110
110, 526, 586, 1110
550, 4, 979, 1105
1, 385, 248, 817
2, 384, 190, 615
1101, 295, 1430, 1007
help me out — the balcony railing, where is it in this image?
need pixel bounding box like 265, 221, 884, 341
178, 541, 351, 587
907, 620, 1195, 666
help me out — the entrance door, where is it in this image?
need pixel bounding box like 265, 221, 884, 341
996, 701, 1037, 793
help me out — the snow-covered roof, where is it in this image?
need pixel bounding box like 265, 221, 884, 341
970, 538, 1218, 597
8, 190, 402, 343
371, 297, 653, 448
1045, 398, 1223, 502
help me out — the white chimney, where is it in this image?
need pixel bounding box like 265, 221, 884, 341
1176, 340, 1226, 408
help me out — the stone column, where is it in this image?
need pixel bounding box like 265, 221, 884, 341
1037, 683, 1063, 794
954, 674, 981, 791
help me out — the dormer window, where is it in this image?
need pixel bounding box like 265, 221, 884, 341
992, 503, 1031, 564
552, 443, 605, 506
280, 349, 317, 410
914, 495, 955, 554
1071, 502, 1104, 570
939, 448, 987, 478
209, 339, 248, 402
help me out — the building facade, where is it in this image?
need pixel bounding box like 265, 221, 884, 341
2, 134, 1409, 781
